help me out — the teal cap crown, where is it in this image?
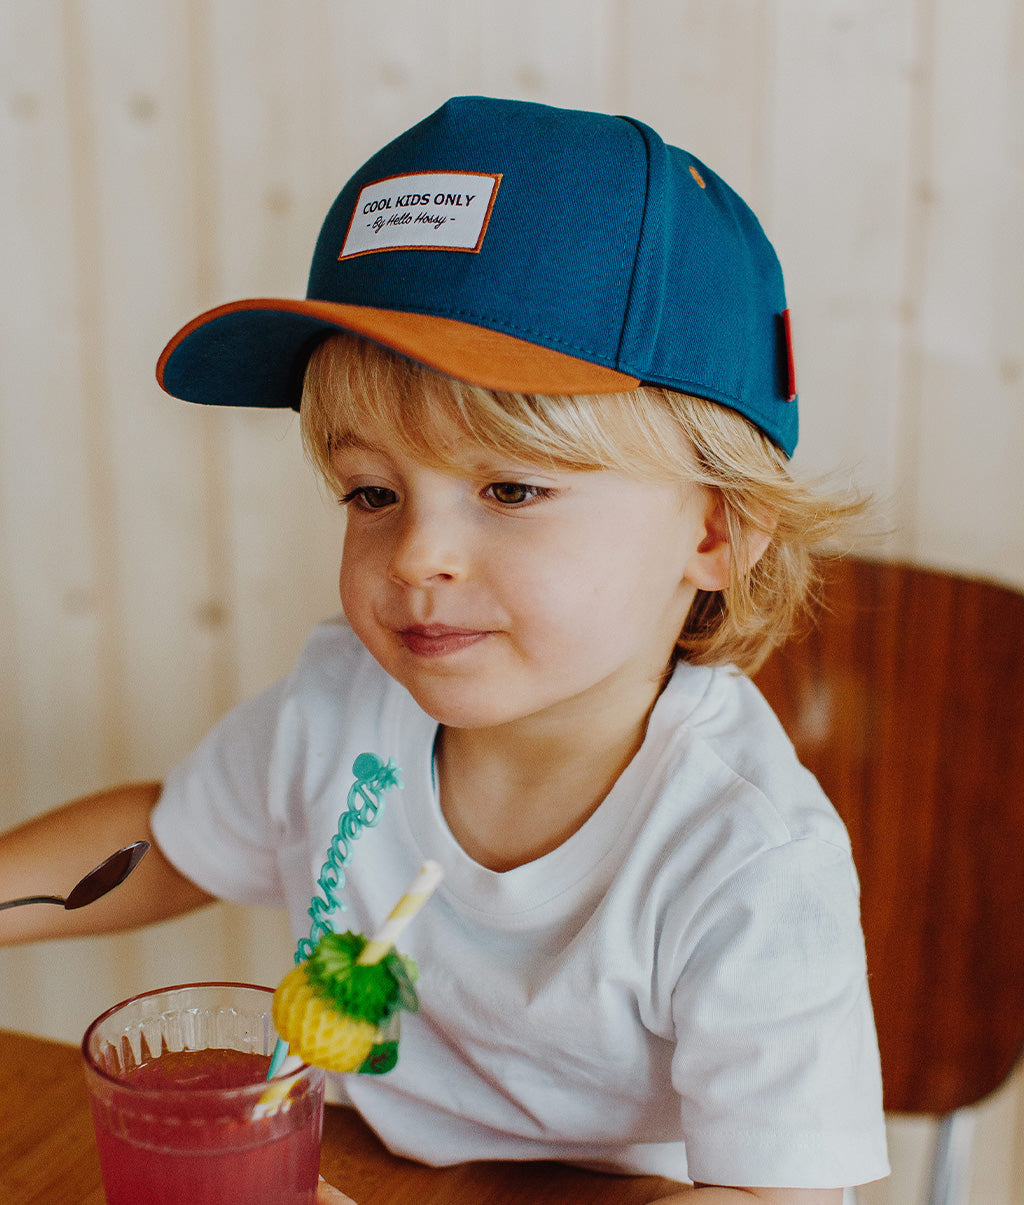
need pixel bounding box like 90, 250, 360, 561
158, 96, 798, 455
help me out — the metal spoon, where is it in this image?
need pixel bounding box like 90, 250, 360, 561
0, 840, 150, 911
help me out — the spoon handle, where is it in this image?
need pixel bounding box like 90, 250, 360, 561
0, 895, 66, 911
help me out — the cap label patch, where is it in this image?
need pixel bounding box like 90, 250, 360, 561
339, 171, 502, 259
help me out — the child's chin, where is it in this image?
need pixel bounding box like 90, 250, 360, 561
407, 685, 524, 731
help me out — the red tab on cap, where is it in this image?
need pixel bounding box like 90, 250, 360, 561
780, 308, 797, 401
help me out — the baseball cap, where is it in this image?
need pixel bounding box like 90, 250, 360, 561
157, 95, 799, 455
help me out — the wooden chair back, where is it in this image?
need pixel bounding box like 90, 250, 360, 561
754, 557, 1024, 1114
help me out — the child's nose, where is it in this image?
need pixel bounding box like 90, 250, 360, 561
387, 509, 464, 586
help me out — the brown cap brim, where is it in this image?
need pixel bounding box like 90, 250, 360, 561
157, 298, 640, 406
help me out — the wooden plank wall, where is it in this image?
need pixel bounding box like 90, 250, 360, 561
1, 2, 1022, 1200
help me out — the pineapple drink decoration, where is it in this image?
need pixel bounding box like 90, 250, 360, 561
273, 862, 442, 1076
266, 754, 442, 1081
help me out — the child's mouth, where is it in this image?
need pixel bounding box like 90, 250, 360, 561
398, 625, 489, 657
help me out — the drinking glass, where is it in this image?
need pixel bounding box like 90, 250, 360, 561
82, 982, 325, 1205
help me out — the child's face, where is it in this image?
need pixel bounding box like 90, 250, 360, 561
331, 413, 714, 733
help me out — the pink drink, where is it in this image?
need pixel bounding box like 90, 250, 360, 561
83, 983, 325, 1205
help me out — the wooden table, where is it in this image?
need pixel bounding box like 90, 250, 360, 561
0, 1029, 685, 1203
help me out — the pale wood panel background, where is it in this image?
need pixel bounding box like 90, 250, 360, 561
1, 1, 1022, 1200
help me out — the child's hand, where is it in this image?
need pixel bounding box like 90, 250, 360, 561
317, 1175, 357, 1204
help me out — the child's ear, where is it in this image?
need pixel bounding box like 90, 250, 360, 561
685, 494, 774, 592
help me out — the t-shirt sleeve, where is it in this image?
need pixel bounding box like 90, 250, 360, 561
670, 838, 889, 1189
150, 678, 292, 907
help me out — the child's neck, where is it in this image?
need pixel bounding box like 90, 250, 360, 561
435, 683, 664, 872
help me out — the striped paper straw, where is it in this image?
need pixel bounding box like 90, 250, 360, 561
357, 861, 444, 966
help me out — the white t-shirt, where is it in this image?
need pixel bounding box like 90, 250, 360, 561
152, 616, 889, 1188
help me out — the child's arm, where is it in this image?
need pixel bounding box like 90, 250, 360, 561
0, 782, 216, 945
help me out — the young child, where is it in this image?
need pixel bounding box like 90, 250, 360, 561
1, 97, 888, 1202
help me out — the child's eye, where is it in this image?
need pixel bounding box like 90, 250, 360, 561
485, 482, 551, 506
339, 486, 398, 511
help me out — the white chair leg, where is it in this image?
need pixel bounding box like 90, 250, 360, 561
925, 1108, 976, 1205
843, 1187, 859, 1205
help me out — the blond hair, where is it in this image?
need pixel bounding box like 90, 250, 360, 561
300, 333, 865, 674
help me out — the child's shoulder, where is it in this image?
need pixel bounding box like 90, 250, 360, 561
650, 660, 848, 849
284, 614, 415, 724
657, 658, 799, 762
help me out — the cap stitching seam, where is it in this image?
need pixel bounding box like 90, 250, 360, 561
613, 117, 656, 374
